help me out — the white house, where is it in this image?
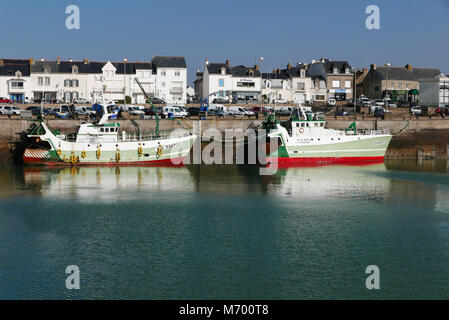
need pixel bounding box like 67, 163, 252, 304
0, 59, 31, 103
261, 63, 313, 104
200, 59, 261, 104
151, 56, 187, 104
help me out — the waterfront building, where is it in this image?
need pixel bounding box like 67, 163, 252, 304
419, 75, 449, 107
0, 59, 31, 103
0, 56, 187, 104
199, 59, 261, 104
261, 63, 313, 104
361, 63, 443, 103
307, 58, 354, 102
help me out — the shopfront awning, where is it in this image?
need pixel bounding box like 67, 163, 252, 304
409, 89, 419, 95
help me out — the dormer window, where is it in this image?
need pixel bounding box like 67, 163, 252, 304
300, 69, 305, 77
266, 80, 271, 89
345, 67, 350, 74
221, 67, 226, 75
333, 67, 338, 74
72, 65, 79, 74
249, 69, 254, 77
44, 65, 51, 74
15, 71, 22, 77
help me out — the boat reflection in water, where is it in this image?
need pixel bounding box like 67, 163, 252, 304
21, 165, 195, 202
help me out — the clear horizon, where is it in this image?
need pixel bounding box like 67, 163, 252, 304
2, 0, 448, 85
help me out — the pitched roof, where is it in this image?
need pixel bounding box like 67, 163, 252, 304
30, 60, 151, 74
230, 65, 260, 77
262, 72, 287, 80
322, 59, 352, 73
412, 68, 442, 80
152, 56, 186, 69
206, 63, 232, 75
0, 59, 30, 76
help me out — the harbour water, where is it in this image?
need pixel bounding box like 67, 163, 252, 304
1, 160, 449, 299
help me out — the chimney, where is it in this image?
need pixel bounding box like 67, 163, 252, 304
84, 58, 89, 64
69, 58, 73, 62
0, 59, 4, 67
405, 64, 412, 71
226, 59, 230, 66
29, 58, 34, 65
255, 64, 259, 71
320, 58, 325, 63
287, 62, 291, 70
370, 64, 377, 70
205, 58, 209, 65
311, 59, 316, 64
57, 56, 60, 64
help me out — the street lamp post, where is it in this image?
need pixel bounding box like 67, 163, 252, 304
385, 62, 390, 101
123, 58, 128, 108
258, 57, 264, 104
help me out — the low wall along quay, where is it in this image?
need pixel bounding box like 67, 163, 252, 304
1, 117, 449, 163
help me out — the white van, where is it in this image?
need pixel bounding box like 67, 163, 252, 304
228, 106, 254, 117
161, 106, 186, 118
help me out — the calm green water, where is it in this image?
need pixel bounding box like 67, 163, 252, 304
1, 160, 449, 300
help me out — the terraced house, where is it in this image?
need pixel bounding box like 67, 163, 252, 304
0, 56, 187, 104
198, 59, 261, 103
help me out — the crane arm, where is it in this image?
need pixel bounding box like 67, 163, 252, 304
134, 78, 159, 136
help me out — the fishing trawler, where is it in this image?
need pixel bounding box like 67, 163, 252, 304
264, 96, 392, 165
23, 104, 196, 166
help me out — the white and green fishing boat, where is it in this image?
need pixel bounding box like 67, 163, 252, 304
23, 104, 196, 166
264, 100, 392, 166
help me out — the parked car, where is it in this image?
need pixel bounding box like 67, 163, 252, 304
161, 106, 186, 118
397, 101, 410, 108
149, 98, 166, 105
186, 107, 200, 116
228, 106, 250, 117
144, 106, 163, 117
0, 97, 12, 103
212, 98, 229, 104
373, 107, 385, 119
0, 105, 21, 115
358, 97, 371, 107
327, 98, 336, 106
210, 109, 228, 118
374, 99, 385, 106
410, 105, 428, 116
26, 106, 43, 116
249, 106, 271, 114
274, 106, 293, 116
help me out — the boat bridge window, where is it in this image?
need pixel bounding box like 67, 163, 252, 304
314, 123, 318, 127
100, 128, 104, 132
301, 123, 305, 127
320, 123, 324, 127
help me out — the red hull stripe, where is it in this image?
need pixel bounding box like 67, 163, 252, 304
23, 155, 187, 167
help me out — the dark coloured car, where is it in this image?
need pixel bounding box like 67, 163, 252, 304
212, 98, 229, 104
186, 107, 200, 116
144, 107, 163, 117
148, 98, 165, 105
26, 106, 43, 115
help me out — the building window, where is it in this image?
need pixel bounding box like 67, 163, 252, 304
332, 80, 340, 88
316, 95, 325, 101
175, 71, 180, 76
73, 79, 79, 87
218, 79, 224, 87
399, 83, 403, 89
406, 83, 410, 89
345, 80, 351, 88
333, 67, 338, 74
300, 69, 305, 77
45, 77, 50, 86
11, 81, 24, 89
297, 82, 305, 90
44, 65, 51, 74
266, 81, 271, 89
161, 71, 166, 76
38, 77, 43, 86
345, 68, 350, 74
237, 82, 255, 88
72, 66, 79, 74
374, 86, 379, 92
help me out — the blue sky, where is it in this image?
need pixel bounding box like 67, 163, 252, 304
1, 0, 448, 84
